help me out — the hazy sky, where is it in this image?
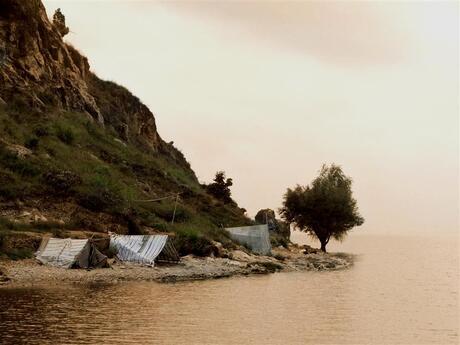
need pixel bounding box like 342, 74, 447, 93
43, 1, 459, 235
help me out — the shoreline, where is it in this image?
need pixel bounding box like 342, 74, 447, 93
0, 245, 354, 287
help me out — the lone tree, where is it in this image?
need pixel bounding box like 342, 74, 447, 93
280, 164, 364, 252
206, 171, 233, 204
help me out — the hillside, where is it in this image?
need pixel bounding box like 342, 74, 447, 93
0, 0, 249, 258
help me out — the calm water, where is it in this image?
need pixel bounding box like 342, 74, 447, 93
0, 234, 458, 345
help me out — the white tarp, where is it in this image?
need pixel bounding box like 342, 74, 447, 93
226, 224, 272, 255
109, 234, 169, 266
35, 238, 107, 269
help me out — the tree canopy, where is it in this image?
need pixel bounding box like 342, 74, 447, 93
206, 171, 233, 204
280, 164, 364, 252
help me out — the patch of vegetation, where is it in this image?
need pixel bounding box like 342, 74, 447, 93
0, 100, 251, 256
205, 171, 235, 204
270, 233, 289, 248
2, 248, 34, 260
25, 136, 39, 150
55, 124, 75, 144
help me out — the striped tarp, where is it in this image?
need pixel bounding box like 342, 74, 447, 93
109, 234, 172, 266
226, 224, 272, 255
35, 238, 108, 269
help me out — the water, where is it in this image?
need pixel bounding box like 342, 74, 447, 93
0, 234, 458, 345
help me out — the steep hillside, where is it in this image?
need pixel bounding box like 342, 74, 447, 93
0, 0, 249, 257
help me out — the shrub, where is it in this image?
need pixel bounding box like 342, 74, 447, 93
152, 202, 191, 223
4, 248, 34, 260
270, 234, 289, 248
77, 170, 125, 212
0, 147, 41, 177
173, 227, 214, 256
33, 126, 49, 137
25, 137, 39, 150
56, 125, 75, 144
206, 171, 234, 204
78, 188, 123, 212
44, 170, 81, 193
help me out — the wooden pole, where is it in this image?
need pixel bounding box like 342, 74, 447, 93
171, 194, 179, 224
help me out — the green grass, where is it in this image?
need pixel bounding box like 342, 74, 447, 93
1, 248, 34, 260
0, 101, 251, 255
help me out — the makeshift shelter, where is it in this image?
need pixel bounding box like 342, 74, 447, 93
109, 234, 180, 266
35, 238, 108, 269
226, 224, 272, 255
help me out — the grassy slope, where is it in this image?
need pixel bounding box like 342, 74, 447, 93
0, 96, 250, 258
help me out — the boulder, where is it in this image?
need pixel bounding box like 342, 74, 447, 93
303, 244, 320, 254
229, 250, 254, 262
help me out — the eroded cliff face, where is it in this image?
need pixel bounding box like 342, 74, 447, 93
0, 0, 101, 120
0, 0, 171, 154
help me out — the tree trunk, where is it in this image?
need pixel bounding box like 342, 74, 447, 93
320, 241, 327, 253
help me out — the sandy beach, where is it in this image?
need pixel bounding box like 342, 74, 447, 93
0, 245, 353, 287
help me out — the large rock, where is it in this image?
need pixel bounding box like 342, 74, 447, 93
0, 0, 101, 122
254, 208, 291, 239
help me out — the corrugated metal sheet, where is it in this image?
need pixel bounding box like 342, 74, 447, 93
226, 224, 272, 255
36, 238, 89, 268
109, 234, 170, 266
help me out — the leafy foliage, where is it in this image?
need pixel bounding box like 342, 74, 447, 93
280, 164, 364, 252
206, 171, 234, 204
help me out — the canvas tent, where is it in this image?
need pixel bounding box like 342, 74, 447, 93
226, 224, 272, 255
109, 234, 180, 266
35, 238, 108, 269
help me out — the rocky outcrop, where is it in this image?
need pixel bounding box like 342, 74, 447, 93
0, 0, 102, 121
0, 0, 186, 159
255, 208, 291, 239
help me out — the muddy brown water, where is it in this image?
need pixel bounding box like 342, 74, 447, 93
0, 234, 458, 345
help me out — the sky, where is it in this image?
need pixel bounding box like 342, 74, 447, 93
43, 0, 459, 236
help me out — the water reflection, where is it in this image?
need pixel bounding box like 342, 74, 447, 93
0, 235, 458, 345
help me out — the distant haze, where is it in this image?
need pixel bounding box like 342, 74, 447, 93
43, 1, 459, 235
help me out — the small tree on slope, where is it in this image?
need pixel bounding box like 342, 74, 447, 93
206, 171, 233, 204
280, 164, 364, 252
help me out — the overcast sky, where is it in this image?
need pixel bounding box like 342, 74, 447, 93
44, 1, 459, 236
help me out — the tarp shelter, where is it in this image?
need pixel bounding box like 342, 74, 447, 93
35, 238, 108, 269
226, 224, 272, 255
109, 234, 180, 266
